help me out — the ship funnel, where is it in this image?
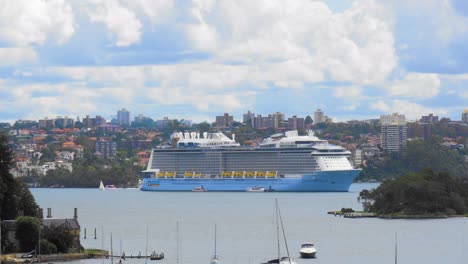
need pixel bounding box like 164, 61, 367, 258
232, 134, 236, 141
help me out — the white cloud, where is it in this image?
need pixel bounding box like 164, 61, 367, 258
370, 99, 448, 120
334, 86, 362, 99
184, 0, 397, 86
387, 73, 440, 99
0, 0, 75, 45
87, 0, 142, 47
127, 0, 175, 27
0, 48, 37, 67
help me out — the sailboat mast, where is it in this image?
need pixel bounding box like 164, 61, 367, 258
394, 232, 398, 264
145, 225, 149, 264
275, 199, 280, 262
110, 232, 114, 264
176, 222, 179, 264
277, 203, 291, 262
214, 224, 217, 257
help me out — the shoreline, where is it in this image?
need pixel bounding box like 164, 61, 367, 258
1, 250, 109, 264
328, 210, 466, 219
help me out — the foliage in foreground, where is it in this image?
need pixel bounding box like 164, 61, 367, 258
0, 132, 39, 220
358, 169, 468, 216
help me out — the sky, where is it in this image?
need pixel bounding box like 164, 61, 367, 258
0, 0, 467, 123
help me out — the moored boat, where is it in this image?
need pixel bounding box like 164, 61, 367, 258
246, 186, 265, 192
99, 180, 105, 190
192, 186, 206, 192
299, 242, 317, 258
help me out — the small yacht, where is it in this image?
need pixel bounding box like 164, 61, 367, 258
192, 186, 206, 192
262, 257, 298, 264
299, 242, 317, 258
246, 186, 265, 192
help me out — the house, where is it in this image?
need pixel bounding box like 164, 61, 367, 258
1, 208, 81, 253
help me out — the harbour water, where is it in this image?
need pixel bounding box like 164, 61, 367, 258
31, 183, 468, 264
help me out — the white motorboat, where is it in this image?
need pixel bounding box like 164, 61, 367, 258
299, 242, 317, 258
246, 187, 265, 192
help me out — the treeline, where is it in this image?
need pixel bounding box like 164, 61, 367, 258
39, 159, 141, 188
359, 138, 468, 181
359, 169, 468, 216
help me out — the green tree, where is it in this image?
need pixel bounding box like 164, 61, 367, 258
305, 115, 313, 125
1, 132, 19, 219
43, 223, 75, 253
16, 216, 41, 252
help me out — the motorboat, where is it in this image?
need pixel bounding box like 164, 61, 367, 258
192, 186, 206, 192
150, 251, 164, 260
105, 184, 118, 189
246, 186, 265, 192
299, 242, 317, 258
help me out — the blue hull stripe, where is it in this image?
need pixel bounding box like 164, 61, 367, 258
140, 170, 360, 192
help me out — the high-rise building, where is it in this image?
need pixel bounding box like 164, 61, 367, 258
420, 113, 439, 124
462, 110, 468, 124
215, 113, 234, 128
38, 118, 55, 129
55, 116, 74, 128
269, 112, 285, 128
117, 108, 131, 127
243, 111, 255, 126
82, 115, 107, 129
287, 115, 305, 130
314, 109, 325, 124
380, 113, 407, 152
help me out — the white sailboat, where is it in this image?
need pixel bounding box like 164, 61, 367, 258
262, 199, 297, 264
99, 181, 105, 190
210, 224, 220, 264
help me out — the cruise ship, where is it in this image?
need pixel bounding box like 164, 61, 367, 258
140, 130, 361, 192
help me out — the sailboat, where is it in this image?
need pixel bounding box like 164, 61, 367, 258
99, 181, 105, 190
262, 199, 297, 264
210, 224, 220, 264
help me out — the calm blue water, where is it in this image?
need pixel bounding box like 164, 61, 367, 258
31, 183, 468, 264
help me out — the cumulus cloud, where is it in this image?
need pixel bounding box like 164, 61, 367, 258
0, 0, 75, 45
387, 73, 440, 99
184, 0, 397, 86
334, 87, 362, 99
370, 99, 448, 120
0, 48, 37, 67
87, 0, 142, 47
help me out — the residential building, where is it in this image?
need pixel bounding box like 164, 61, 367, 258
117, 108, 131, 127
420, 113, 439, 124
253, 114, 274, 129
269, 112, 285, 129
38, 118, 55, 129
463, 109, 468, 124
95, 139, 117, 158
380, 113, 407, 152
155, 117, 175, 129
55, 116, 74, 128
215, 113, 234, 128
314, 109, 325, 124
287, 115, 305, 130
243, 110, 255, 126
82, 115, 106, 129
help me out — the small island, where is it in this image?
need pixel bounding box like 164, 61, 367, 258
355, 169, 468, 219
